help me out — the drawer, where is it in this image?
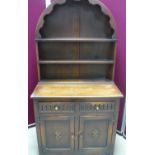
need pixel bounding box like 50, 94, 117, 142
38, 102, 75, 113
79, 102, 115, 112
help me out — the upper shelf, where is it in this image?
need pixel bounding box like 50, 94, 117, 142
35, 38, 117, 42
39, 60, 114, 64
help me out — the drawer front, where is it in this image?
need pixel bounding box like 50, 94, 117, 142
38, 102, 75, 113
79, 102, 115, 112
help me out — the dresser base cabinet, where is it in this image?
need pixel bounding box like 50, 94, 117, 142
32, 99, 120, 155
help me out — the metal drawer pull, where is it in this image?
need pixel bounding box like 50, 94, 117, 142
54, 105, 59, 111
95, 105, 100, 110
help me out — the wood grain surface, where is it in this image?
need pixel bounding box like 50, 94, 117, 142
31, 81, 123, 98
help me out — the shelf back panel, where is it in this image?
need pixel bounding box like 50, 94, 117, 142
79, 64, 113, 79
79, 42, 115, 60
38, 42, 115, 60
38, 42, 79, 60
40, 64, 113, 80
40, 64, 79, 79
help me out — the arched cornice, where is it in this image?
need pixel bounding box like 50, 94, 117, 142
36, 0, 117, 38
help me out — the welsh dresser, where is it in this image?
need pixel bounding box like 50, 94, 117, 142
31, 0, 123, 155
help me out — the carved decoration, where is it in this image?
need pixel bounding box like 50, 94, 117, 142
36, 0, 117, 38
55, 130, 63, 141
80, 102, 115, 112
39, 102, 75, 113
91, 129, 100, 138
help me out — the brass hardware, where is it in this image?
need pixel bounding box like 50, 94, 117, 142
54, 105, 59, 111
71, 134, 77, 140
71, 135, 74, 139
95, 105, 100, 110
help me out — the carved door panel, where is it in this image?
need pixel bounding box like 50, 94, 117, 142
79, 114, 113, 153
39, 116, 74, 153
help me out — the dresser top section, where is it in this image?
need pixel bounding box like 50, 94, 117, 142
31, 81, 123, 99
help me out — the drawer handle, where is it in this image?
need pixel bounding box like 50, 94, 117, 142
95, 105, 100, 111
54, 105, 59, 111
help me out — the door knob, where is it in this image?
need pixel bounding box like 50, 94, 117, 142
71, 134, 77, 140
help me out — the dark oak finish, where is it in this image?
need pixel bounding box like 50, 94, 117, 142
39, 60, 114, 64
32, 98, 122, 155
79, 115, 113, 149
36, 38, 117, 42
35, 0, 117, 81
40, 116, 74, 153
31, 1, 123, 155
38, 42, 115, 60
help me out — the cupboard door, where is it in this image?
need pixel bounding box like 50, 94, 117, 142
79, 114, 113, 153
39, 116, 75, 153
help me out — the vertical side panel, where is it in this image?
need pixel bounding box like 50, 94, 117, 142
111, 99, 120, 155
33, 101, 42, 154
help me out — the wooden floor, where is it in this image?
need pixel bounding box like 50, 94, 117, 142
28, 127, 126, 155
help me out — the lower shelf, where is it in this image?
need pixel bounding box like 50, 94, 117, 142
39, 64, 114, 80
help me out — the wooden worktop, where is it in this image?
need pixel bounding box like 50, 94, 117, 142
31, 81, 123, 99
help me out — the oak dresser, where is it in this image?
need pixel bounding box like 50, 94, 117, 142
31, 1, 123, 155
